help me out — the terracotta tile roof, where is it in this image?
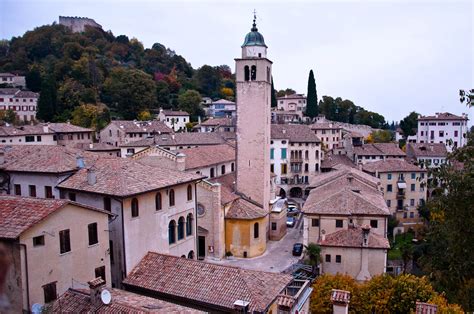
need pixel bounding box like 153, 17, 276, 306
226, 198, 268, 220
271, 124, 321, 142
418, 112, 468, 121
212, 99, 235, 105
74, 143, 121, 151
121, 132, 234, 147
58, 157, 204, 197
0, 73, 15, 77
0, 88, 19, 95
111, 120, 173, 134
354, 143, 405, 157
14, 90, 38, 98
308, 165, 380, 190
179, 144, 235, 170
406, 143, 447, 158
320, 227, 390, 249
362, 158, 426, 174
321, 154, 356, 169
1, 145, 99, 173
0, 125, 51, 136
277, 294, 296, 308
48, 288, 203, 313
208, 173, 239, 205
304, 187, 390, 216
161, 110, 189, 116
47, 123, 93, 133
123, 252, 293, 313
0, 195, 109, 239
310, 122, 342, 130
198, 117, 235, 127
277, 93, 306, 100
331, 289, 351, 304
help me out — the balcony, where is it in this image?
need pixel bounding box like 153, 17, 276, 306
396, 191, 405, 199
290, 168, 302, 174
290, 157, 303, 163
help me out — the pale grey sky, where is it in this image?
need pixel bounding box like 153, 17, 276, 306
1, 0, 473, 122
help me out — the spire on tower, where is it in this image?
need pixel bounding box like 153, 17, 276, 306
252, 9, 258, 31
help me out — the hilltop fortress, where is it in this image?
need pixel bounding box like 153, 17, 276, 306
59, 16, 102, 33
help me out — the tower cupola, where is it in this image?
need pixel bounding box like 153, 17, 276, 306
241, 13, 267, 58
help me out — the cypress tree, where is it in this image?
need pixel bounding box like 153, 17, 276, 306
271, 77, 277, 108
36, 75, 57, 122
306, 69, 318, 118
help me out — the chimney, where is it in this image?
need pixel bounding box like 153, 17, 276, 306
330, 289, 350, 314
76, 156, 85, 169
282, 129, 286, 134
362, 225, 370, 247
88, 277, 106, 307
43, 124, 49, 133
416, 302, 438, 314
176, 153, 186, 172
87, 167, 97, 185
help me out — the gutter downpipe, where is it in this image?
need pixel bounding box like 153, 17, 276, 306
19, 243, 30, 312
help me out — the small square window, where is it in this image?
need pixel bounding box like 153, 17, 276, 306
335, 220, 343, 228
370, 220, 378, 228
33, 235, 45, 247
325, 254, 331, 262
336, 255, 342, 263
411, 173, 416, 179
387, 173, 392, 180
312, 219, 320, 227
271, 222, 277, 230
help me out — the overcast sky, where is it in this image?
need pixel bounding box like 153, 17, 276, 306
1, 0, 473, 122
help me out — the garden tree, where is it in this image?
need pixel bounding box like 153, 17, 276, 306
459, 89, 474, 106
399, 111, 419, 138
310, 273, 463, 313
71, 103, 110, 131
271, 77, 277, 108
25, 64, 42, 92
220, 87, 234, 98
303, 243, 321, 274
306, 69, 318, 118
194, 65, 221, 98
366, 130, 393, 143
137, 110, 152, 121
420, 132, 474, 311
103, 67, 156, 119
276, 88, 296, 97
0, 109, 18, 124
56, 78, 97, 121
177, 90, 203, 122
36, 74, 57, 122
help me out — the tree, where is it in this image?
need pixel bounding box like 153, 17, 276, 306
71, 103, 110, 131
177, 90, 203, 122
420, 135, 474, 310
271, 77, 277, 108
366, 130, 393, 143
459, 89, 474, 107
306, 69, 318, 118
25, 64, 42, 92
0, 109, 18, 124
304, 243, 321, 274
36, 74, 57, 122
137, 110, 152, 121
103, 68, 156, 119
399, 111, 419, 138
194, 65, 221, 98
276, 88, 296, 97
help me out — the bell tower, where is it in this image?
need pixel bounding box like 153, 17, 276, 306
235, 14, 272, 212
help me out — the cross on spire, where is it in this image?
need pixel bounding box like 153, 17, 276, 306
251, 9, 258, 31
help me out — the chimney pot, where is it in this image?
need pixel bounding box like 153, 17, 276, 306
87, 167, 97, 185
88, 277, 106, 307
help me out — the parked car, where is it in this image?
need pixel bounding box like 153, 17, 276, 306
292, 243, 304, 256
287, 205, 299, 214
286, 216, 296, 227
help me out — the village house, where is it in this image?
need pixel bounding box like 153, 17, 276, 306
271, 124, 322, 198
352, 143, 406, 165
271, 109, 302, 124
0, 196, 111, 312
310, 122, 343, 151
303, 165, 390, 280
119, 132, 234, 156
362, 158, 427, 233
208, 99, 236, 118
0, 73, 26, 88
56, 156, 204, 288
99, 120, 173, 147
0, 88, 39, 122
157, 109, 190, 132
406, 142, 448, 169
0, 123, 93, 146
48, 278, 203, 313
123, 252, 312, 313
416, 112, 469, 152
276, 93, 307, 119
73, 142, 121, 157
193, 117, 236, 133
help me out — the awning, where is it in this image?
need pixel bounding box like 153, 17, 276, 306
397, 182, 407, 189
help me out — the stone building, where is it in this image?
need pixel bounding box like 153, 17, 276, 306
311, 122, 343, 151
0, 88, 38, 122
0, 196, 111, 312
352, 143, 406, 165
406, 142, 448, 169
193, 117, 236, 133
303, 165, 390, 280
276, 93, 307, 119
209, 99, 236, 117
59, 16, 102, 33
362, 158, 427, 233
99, 120, 173, 147
157, 109, 190, 132
0, 73, 26, 88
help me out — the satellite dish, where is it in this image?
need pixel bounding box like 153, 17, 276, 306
321, 229, 326, 235
100, 289, 112, 305
31, 303, 43, 313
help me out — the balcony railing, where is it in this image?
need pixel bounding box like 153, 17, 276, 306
396, 192, 405, 199
290, 157, 303, 162
290, 168, 302, 173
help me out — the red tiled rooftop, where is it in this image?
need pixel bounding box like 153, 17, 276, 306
179, 144, 235, 170
320, 227, 390, 249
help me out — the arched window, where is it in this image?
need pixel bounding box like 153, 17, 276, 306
188, 250, 194, 259
251, 65, 257, 81
210, 168, 215, 178
155, 192, 162, 210
305, 164, 309, 172
305, 150, 309, 160
168, 220, 176, 244
187, 185, 193, 201
267, 66, 270, 82
231, 163, 235, 172
254, 222, 259, 238
221, 165, 226, 175
131, 198, 139, 217
186, 213, 193, 236
244, 66, 250, 81
169, 189, 175, 207
315, 150, 319, 159
178, 217, 185, 240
